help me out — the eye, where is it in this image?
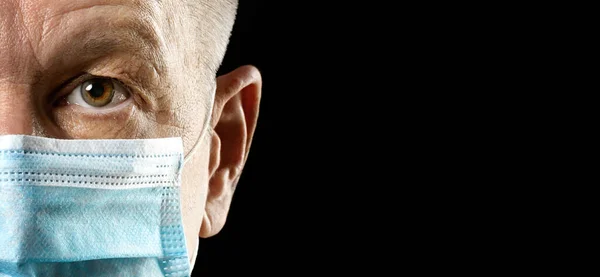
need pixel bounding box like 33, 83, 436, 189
59, 77, 130, 109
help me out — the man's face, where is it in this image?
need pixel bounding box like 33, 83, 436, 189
0, 0, 261, 269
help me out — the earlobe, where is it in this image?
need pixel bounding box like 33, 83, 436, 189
200, 65, 262, 238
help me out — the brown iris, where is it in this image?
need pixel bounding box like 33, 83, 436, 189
81, 78, 115, 107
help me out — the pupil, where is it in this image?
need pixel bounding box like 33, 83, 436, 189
86, 82, 106, 98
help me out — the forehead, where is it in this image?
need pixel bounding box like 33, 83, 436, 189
0, 0, 157, 19
0, 0, 169, 80
0, 0, 162, 31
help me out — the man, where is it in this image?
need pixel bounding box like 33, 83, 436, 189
0, 0, 261, 275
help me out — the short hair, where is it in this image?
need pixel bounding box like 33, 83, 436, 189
160, 0, 239, 76
188, 0, 239, 73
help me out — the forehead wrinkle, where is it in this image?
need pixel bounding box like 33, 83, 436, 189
39, 4, 167, 75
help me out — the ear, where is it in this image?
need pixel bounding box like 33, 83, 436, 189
199, 65, 262, 238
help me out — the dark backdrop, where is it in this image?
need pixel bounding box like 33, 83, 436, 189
192, 1, 365, 275
194, 1, 313, 275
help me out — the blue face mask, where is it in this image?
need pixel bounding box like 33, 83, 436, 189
0, 135, 192, 277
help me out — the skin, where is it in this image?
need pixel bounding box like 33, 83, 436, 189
0, 0, 261, 270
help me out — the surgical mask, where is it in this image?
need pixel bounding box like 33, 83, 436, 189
0, 135, 191, 276
0, 99, 212, 277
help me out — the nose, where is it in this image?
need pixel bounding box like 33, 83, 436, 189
0, 85, 33, 135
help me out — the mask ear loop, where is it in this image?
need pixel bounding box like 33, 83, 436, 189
179, 88, 215, 270
183, 89, 216, 165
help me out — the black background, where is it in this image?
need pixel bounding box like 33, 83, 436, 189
188, 2, 534, 275
191, 1, 360, 274
193, 1, 325, 275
